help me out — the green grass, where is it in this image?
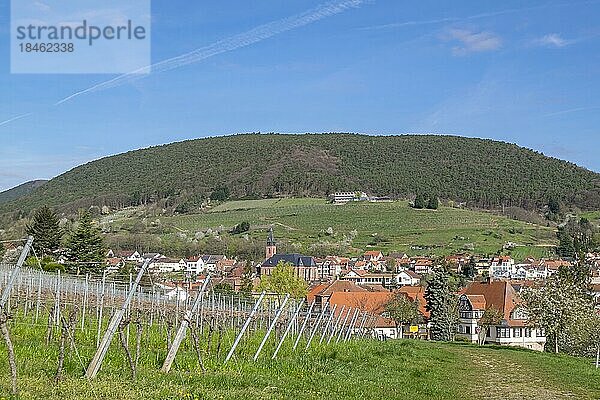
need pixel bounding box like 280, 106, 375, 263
149, 199, 556, 257
502, 245, 556, 260
582, 211, 600, 226
2, 317, 599, 400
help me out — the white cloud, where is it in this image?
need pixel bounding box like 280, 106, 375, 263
533, 33, 572, 48
444, 28, 502, 55
33, 1, 51, 12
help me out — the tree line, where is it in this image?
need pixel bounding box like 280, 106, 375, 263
3, 133, 599, 220
23, 205, 105, 273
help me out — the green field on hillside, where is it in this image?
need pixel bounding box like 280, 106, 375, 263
582, 211, 600, 225
148, 199, 556, 258
2, 320, 599, 400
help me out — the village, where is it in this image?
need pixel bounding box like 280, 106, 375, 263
90, 226, 600, 353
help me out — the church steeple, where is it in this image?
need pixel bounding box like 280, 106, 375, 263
266, 227, 277, 260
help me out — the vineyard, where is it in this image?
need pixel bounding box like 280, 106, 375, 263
125, 199, 558, 257
1, 244, 600, 398
0, 243, 380, 399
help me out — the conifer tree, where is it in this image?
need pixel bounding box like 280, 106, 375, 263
427, 196, 439, 210
66, 211, 105, 267
414, 194, 426, 209
26, 205, 62, 257
425, 269, 455, 341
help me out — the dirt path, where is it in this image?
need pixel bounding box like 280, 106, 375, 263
460, 348, 578, 400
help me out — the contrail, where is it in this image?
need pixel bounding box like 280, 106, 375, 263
0, 113, 32, 127
55, 0, 364, 105
362, 0, 600, 30
543, 106, 600, 117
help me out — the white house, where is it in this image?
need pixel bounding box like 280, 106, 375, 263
412, 258, 433, 275
186, 254, 226, 275
329, 191, 368, 204
340, 270, 394, 286
165, 286, 188, 301
155, 283, 189, 301
395, 270, 421, 286
149, 257, 185, 274
186, 256, 204, 275
117, 250, 143, 263
488, 256, 515, 279
456, 281, 546, 351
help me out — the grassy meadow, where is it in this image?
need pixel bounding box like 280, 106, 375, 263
1, 318, 599, 399
108, 198, 558, 258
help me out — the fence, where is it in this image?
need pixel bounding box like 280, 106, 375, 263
0, 261, 379, 385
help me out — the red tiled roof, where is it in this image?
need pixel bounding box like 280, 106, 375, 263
362, 284, 389, 292
328, 291, 395, 328
105, 257, 122, 266
397, 286, 429, 319
413, 259, 433, 266
463, 281, 521, 324
307, 280, 368, 302
465, 294, 486, 310
344, 269, 369, 277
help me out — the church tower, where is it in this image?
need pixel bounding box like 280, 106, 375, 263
266, 227, 277, 260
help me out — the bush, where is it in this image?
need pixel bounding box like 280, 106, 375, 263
231, 221, 250, 234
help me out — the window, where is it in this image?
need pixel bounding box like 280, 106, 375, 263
511, 307, 528, 320
465, 326, 471, 334
496, 328, 510, 338
536, 329, 545, 337
514, 328, 521, 338
525, 328, 532, 337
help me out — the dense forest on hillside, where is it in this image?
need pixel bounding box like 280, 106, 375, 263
0, 180, 47, 205
2, 134, 599, 216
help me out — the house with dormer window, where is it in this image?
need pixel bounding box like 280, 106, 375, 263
457, 280, 546, 351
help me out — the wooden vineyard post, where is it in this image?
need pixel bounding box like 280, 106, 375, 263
253, 294, 290, 361
0, 236, 34, 309
224, 292, 266, 365
306, 302, 329, 349
35, 270, 42, 323
272, 299, 304, 359
161, 275, 211, 373
336, 308, 353, 343
0, 237, 33, 396
344, 309, 361, 341
293, 301, 315, 350
327, 305, 345, 344
85, 258, 152, 379
356, 311, 368, 338
319, 304, 337, 344
96, 271, 107, 347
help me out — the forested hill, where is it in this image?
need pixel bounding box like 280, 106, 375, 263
3, 134, 600, 214
0, 180, 47, 205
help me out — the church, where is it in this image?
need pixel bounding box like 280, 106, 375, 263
259, 227, 319, 282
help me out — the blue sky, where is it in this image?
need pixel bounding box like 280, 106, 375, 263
0, 0, 599, 191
